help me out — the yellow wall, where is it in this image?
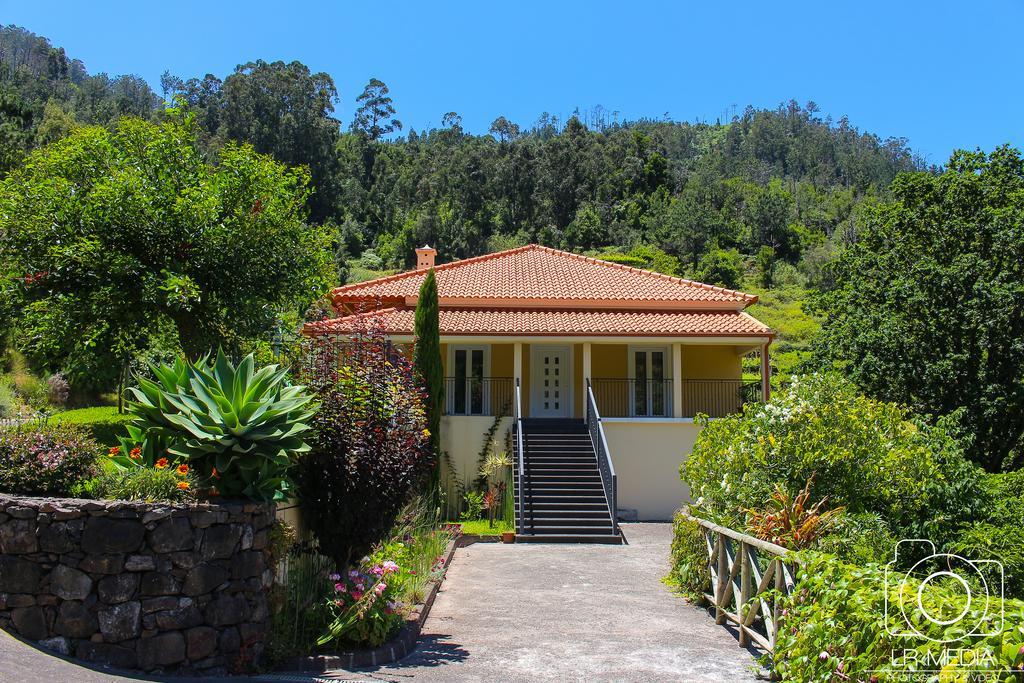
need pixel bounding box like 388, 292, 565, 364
681, 345, 742, 380
591, 343, 628, 379
441, 415, 513, 484
603, 421, 702, 520
440, 343, 448, 375
492, 343, 514, 378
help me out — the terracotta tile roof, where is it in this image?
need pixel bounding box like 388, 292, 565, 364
303, 307, 773, 338
332, 244, 756, 308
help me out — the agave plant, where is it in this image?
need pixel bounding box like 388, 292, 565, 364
126, 349, 317, 502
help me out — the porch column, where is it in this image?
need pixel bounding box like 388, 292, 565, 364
585, 342, 593, 405
513, 341, 523, 401
760, 342, 771, 402
672, 343, 683, 418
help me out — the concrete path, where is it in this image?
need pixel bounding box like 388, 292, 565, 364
314, 522, 763, 683
0, 523, 763, 683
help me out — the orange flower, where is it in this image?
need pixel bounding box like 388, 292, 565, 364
211, 467, 220, 479
129, 447, 142, 460
155, 457, 169, 469
175, 463, 189, 476
176, 481, 190, 490
108, 446, 120, 457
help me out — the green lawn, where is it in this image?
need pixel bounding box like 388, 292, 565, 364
743, 284, 820, 383
453, 519, 513, 536
50, 406, 131, 446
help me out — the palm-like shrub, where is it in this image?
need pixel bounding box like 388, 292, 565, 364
126, 350, 316, 501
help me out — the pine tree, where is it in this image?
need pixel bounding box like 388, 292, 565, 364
414, 269, 444, 473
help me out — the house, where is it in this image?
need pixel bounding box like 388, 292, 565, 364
304, 244, 773, 540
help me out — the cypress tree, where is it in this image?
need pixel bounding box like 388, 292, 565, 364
414, 268, 444, 473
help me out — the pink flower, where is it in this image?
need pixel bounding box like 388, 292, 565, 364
818, 651, 830, 661
351, 590, 363, 600
381, 560, 399, 574
374, 582, 387, 595
334, 582, 346, 592
328, 572, 341, 581
371, 566, 385, 577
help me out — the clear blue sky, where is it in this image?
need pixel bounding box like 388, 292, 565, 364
3, 0, 1022, 164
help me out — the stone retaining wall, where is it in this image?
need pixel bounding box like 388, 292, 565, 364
0, 494, 275, 676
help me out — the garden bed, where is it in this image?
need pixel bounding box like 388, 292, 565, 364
279, 532, 459, 671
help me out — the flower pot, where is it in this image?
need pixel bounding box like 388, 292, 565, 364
501, 531, 516, 544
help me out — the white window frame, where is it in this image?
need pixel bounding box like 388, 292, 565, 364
447, 345, 491, 415
628, 345, 672, 417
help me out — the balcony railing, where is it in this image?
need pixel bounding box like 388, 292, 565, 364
443, 376, 513, 416
591, 378, 762, 418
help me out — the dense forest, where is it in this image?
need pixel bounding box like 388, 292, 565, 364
1, 24, 925, 285
5, 24, 1024, 471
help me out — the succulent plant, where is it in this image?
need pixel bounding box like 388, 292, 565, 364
126, 349, 316, 502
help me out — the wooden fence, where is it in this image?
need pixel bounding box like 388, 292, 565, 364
684, 512, 796, 652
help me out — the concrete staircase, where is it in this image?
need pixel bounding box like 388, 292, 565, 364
513, 419, 622, 544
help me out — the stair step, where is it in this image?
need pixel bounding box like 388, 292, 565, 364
516, 534, 622, 544
514, 509, 610, 518
517, 501, 609, 509
530, 517, 612, 526
520, 528, 614, 536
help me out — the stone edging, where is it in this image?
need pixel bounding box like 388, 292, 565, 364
280, 532, 460, 672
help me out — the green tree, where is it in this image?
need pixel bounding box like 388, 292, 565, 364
218, 60, 341, 221
0, 114, 332, 390
414, 268, 444, 462
351, 78, 401, 140
694, 243, 744, 289
757, 245, 776, 288
814, 146, 1024, 472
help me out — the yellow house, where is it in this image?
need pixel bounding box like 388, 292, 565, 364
304, 244, 773, 541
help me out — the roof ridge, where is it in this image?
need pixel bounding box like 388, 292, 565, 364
527, 244, 757, 303
331, 244, 539, 297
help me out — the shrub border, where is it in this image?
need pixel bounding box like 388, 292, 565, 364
279, 532, 460, 672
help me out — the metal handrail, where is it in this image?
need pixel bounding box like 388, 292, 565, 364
442, 376, 513, 416
514, 378, 526, 534
585, 378, 618, 536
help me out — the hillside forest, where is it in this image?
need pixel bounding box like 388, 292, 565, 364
3, 24, 1022, 472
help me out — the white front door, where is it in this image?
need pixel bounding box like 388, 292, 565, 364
531, 345, 571, 418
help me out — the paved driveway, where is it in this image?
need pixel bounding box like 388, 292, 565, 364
0, 523, 762, 683
315, 523, 762, 683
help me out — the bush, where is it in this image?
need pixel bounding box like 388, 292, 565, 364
295, 333, 432, 569
81, 466, 196, 503
773, 552, 1024, 682
126, 351, 316, 501
50, 406, 131, 446
683, 373, 983, 553
0, 425, 99, 496
667, 512, 710, 603
0, 378, 16, 418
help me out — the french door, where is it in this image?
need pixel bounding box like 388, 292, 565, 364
451, 347, 486, 415
631, 348, 669, 417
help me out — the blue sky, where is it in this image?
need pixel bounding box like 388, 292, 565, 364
3, 0, 1022, 164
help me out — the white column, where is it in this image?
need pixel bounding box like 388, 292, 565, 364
513, 342, 523, 386
585, 339, 593, 401
761, 342, 771, 402
672, 343, 683, 418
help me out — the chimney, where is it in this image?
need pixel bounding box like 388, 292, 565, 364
415, 244, 437, 270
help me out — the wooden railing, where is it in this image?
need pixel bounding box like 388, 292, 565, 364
685, 512, 795, 652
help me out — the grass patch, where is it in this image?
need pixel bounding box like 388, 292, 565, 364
51, 406, 131, 446
453, 519, 513, 536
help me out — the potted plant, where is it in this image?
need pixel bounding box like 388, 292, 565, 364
501, 529, 516, 543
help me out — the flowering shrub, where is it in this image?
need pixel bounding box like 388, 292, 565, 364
318, 562, 405, 647
683, 373, 982, 553
295, 329, 432, 569
86, 464, 196, 503
0, 425, 98, 496
772, 551, 1024, 682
